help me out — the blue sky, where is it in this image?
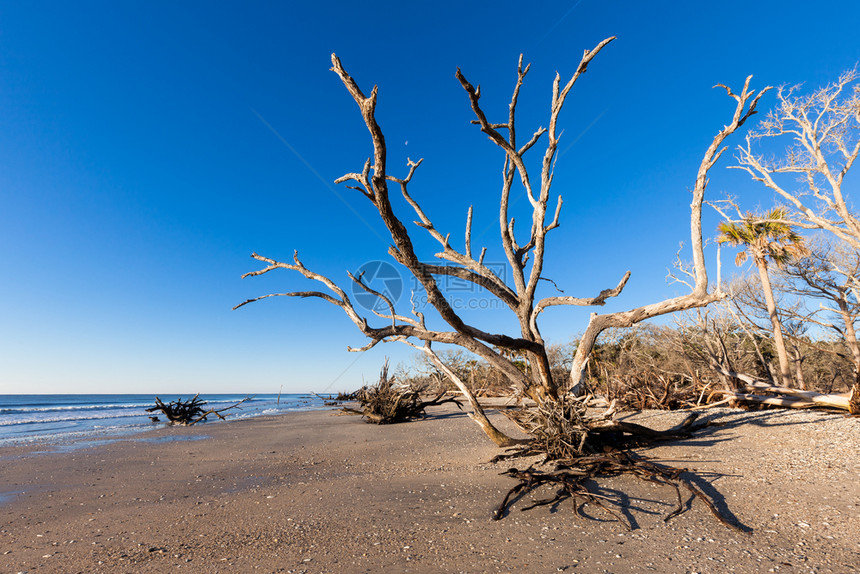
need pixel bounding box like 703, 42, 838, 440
1, 1, 859, 394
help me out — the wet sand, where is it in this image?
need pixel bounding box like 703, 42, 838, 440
1, 405, 858, 573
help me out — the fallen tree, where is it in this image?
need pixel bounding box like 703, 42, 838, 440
713, 371, 860, 413
146, 394, 251, 426
341, 360, 462, 424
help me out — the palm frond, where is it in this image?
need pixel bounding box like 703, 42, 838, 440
717, 208, 806, 269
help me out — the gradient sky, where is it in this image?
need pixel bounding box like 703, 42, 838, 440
1, 1, 859, 394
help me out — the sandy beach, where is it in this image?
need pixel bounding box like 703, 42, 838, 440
1, 404, 858, 573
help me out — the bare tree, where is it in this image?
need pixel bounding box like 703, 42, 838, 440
727, 275, 810, 388
235, 43, 769, 442
733, 68, 860, 247
777, 237, 860, 380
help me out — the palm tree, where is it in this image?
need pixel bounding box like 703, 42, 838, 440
718, 207, 808, 388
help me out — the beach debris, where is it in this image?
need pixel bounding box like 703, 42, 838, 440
310, 391, 355, 406
145, 394, 251, 426
491, 397, 746, 532
340, 359, 462, 424
709, 368, 860, 414
335, 390, 359, 401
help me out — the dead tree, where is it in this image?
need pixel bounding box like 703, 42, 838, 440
235, 44, 769, 446
341, 359, 462, 424
232, 50, 785, 531
777, 238, 860, 373
146, 394, 251, 426
733, 68, 860, 249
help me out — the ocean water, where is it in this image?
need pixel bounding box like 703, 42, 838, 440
0, 393, 330, 448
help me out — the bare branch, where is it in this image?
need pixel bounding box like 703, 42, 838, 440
569, 77, 768, 394
530, 271, 631, 339
465, 205, 473, 258
734, 68, 860, 249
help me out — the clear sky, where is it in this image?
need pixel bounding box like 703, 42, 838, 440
1, 1, 859, 395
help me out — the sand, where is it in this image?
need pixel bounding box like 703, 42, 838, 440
1, 404, 858, 573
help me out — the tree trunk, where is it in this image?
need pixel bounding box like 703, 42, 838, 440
755, 257, 794, 387
421, 347, 522, 447
837, 298, 860, 374
719, 391, 852, 410
790, 344, 807, 391
850, 377, 860, 415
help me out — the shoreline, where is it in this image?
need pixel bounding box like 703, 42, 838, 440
0, 393, 329, 450
1, 405, 858, 573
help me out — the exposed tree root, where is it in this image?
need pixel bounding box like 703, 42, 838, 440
492, 452, 743, 533
145, 394, 251, 426
492, 399, 743, 532
345, 360, 463, 424
344, 392, 462, 424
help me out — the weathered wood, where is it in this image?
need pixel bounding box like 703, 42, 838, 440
491, 425, 745, 533
705, 361, 857, 412
406, 341, 522, 446
350, 360, 463, 425
718, 389, 852, 411
146, 394, 251, 426
849, 381, 860, 415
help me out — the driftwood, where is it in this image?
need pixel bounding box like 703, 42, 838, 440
145, 394, 251, 426
311, 392, 351, 406
343, 392, 462, 424
707, 362, 860, 413
710, 366, 860, 414
719, 387, 857, 412
335, 390, 359, 401
491, 398, 744, 532
342, 360, 463, 424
